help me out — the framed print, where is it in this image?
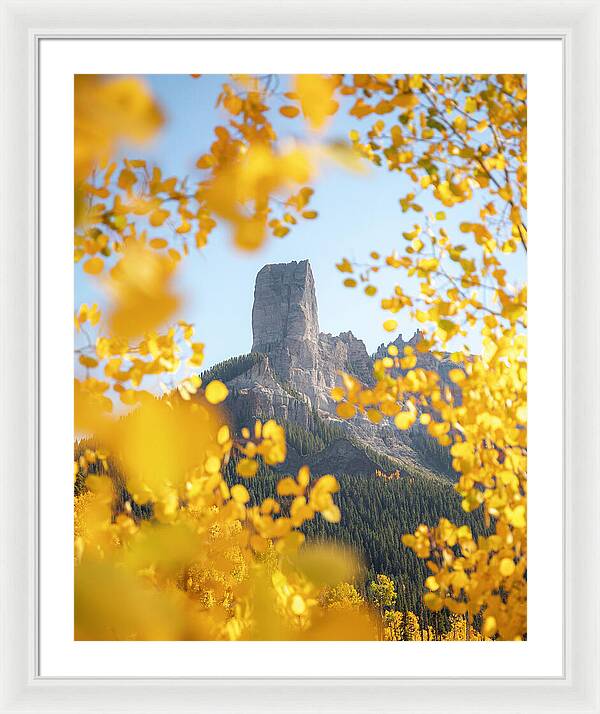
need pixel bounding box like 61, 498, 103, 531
1, 1, 599, 712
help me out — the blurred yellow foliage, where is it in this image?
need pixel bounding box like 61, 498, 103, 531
106, 242, 181, 340
294, 74, 340, 130
75, 75, 163, 184
204, 143, 315, 250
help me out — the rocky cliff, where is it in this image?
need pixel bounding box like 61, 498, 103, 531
207, 260, 455, 481
249, 261, 373, 412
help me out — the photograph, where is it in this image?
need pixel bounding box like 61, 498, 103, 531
73, 73, 527, 642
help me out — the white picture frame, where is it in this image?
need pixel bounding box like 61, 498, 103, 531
1, 0, 598, 711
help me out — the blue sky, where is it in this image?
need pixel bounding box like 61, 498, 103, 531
76, 75, 526, 371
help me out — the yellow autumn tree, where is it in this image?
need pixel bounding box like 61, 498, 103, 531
327, 74, 527, 640
74, 75, 377, 641
74, 73, 526, 641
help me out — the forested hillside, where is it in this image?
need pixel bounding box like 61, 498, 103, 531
75, 436, 483, 632
223, 459, 486, 630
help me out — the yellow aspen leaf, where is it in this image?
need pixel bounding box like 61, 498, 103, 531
204, 455, 221, 474
343, 278, 357, 288
483, 616, 497, 638
273, 225, 290, 238
290, 594, 307, 615
423, 592, 443, 611
280, 105, 300, 118
237, 458, 258, 478
383, 319, 398, 332
428, 421, 450, 438
149, 238, 168, 250
425, 576, 439, 591
119, 389, 139, 406
231, 484, 250, 504
380, 401, 400, 418
400, 354, 416, 369
79, 355, 99, 369
500, 558, 516, 577
417, 257, 439, 273
76, 304, 89, 326
117, 168, 137, 192
367, 409, 383, 424
321, 504, 341, 524
396, 92, 419, 109
448, 369, 466, 383
223, 94, 243, 115
330, 387, 345, 402
464, 96, 477, 113
336, 402, 356, 419
205, 380, 229, 405
314, 475, 339, 494
217, 424, 230, 446
295, 74, 339, 130
297, 466, 310, 488
394, 411, 416, 430
453, 115, 468, 132
408, 74, 423, 89
196, 154, 215, 169
149, 209, 170, 227
508, 506, 525, 528
83, 257, 104, 275
390, 125, 402, 148
277, 476, 302, 497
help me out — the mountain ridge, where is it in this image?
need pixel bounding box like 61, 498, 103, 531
202, 259, 455, 481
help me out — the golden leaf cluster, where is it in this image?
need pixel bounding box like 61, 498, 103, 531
332, 74, 528, 640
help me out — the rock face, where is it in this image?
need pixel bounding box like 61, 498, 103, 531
251, 261, 323, 410
249, 260, 373, 413
227, 352, 313, 430
215, 260, 454, 480
252, 261, 319, 351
